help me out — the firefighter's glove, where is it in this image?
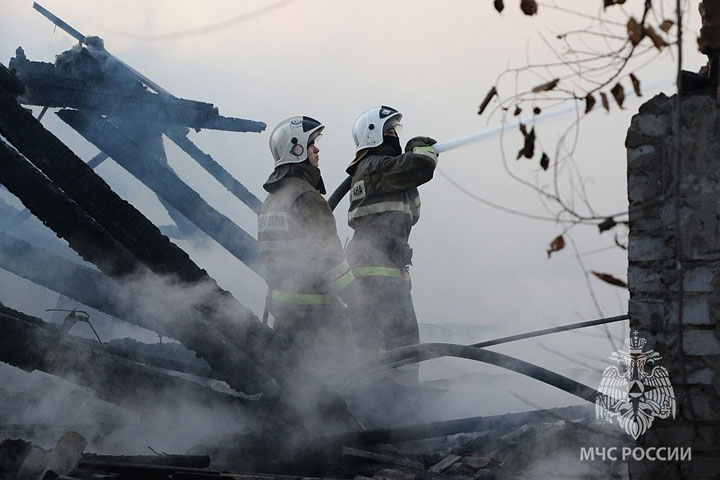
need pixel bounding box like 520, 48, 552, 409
405, 136, 437, 152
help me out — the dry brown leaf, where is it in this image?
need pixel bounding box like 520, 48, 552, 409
547, 235, 565, 258
585, 93, 596, 114
592, 271, 628, 288
610, 83, 625, 109
627, 17, 644, 46
600, 92, 610, 112
598, 217, 617, 233
514, 105, 522, 116
659, 19, 674, 33
478, 86, 498, 115
540, 152, 550, 171
604, 0, 626, 7
645, 25, 669, 50
629, 73, 642, 97
520, 0, 538, 16
532, 78, 560, 93
516, 128, 535, 160
494, 0, 504, 13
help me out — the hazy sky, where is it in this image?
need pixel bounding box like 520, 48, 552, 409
0, 0, 705, 394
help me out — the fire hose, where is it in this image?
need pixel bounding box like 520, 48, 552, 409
328, 77, 671, 212
336, 314, 628, 399
327, 118, 562, 211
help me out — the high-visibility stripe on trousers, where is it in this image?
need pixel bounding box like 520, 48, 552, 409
352, 266, 410, 281
271, 290, 340, 305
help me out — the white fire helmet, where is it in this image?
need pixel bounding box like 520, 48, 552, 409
351, 105, 402, 158
269, 116, 324, 168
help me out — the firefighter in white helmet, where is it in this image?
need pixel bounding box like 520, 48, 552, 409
259, 116, 355, 376
345, 105, 438, 383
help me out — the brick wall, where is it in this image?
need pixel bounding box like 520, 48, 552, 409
626, 92, 720, 479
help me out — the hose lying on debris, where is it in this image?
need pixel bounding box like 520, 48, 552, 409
336, 314, 629, 407
339, 343, 600, 404
339, 314, 628, 386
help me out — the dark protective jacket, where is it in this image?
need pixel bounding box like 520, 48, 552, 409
259, 164, 354, 375
345, 145, 437, 371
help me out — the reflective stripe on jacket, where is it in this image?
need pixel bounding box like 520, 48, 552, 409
346, 148, 436, 268
259, 175, 353, 297
347, 148, 436, 233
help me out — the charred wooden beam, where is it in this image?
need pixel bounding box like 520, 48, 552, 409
0, 304, 259, 414
103, 340, 219, 382
10, 51, 265, 133
0, 82, 207, 283
77, 461, 221, 476
0, 81, 274, 395
80, 454, 210, 469
0, 62, 24, 97
0, 228, 239, 386
321, 404, 594, 447
56, 109, 262, 276
110, 117, 203, 238
0, 233, 273, 398
0, 141, 140, 277
0, 80, 359, 429
0, 231, 166, 335
341, 447, 424, 470
76, 461, 350, 480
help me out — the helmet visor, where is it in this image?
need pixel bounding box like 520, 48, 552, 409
308, 132, 323, 146
383, 118, 403, 135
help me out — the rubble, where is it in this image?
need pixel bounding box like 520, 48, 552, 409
0, 4, 651, 479
0, 64, 359, 431
0, 304, 264, 416
1, 409, 632, 479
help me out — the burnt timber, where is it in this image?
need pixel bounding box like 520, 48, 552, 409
0, 20, 359, 428
0, 304, 262, 418
55, 108, 262, 274
0, 141, 141, 278
10, 48, 263, 272
0, 82, 278, 396
0, 6, 639, 479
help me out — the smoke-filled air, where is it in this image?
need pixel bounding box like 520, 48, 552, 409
0, 1, 708, 479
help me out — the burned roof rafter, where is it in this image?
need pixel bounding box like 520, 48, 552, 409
55, 108, 263, 275
0, 304, 264, 418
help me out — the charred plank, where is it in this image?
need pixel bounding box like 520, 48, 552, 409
0, 82, 207, 283
0, 141, 140, 277
10, 51, 265, 133
80, 454, 210, 469
0, 81, 275, 395
0, 81, 358, 429
0, 304, 257, 413
56, 109, 262, 275
0, 231, 168, 336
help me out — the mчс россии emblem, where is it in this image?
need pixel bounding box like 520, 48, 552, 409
596, 330, 676, 439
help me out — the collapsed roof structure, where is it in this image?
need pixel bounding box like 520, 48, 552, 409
0, 3, 641, 479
